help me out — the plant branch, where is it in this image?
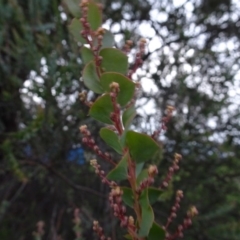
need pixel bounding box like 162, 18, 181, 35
20, 159, 106, 198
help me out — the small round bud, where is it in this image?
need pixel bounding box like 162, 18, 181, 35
79, 125, 87, 132
93, 145, 99, 151
179, 233, 184, 238
173, 165, 180, 171
148, 165, 158, 176
188, 206, 198, 217
174, 153, 182, 161
126, 40, 133, 46
90, 159, 97, 166
163, 181, 168, 187
121, 205, 126, 213
85, 22, 90, 28
149, 177, 154, 184
109, 82, 120, 93
98, 35, 103, 41
128, 216, 134, 226
139, 38, 147, 44
177, 190, 184, 198
114, 186, 121, 195
96, 27, 106, 36
93, 220, 98, 226
80, 18, 85, 23
110, 181, 117, 187
110, 92, 117, 98
167, 105, 175, 112
176, 197, 181, 202
178, 225, 183, 231
172, 206, 177, 211
97, 56, 103, 61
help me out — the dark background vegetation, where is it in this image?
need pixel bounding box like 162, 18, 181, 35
0, 0, 240, 239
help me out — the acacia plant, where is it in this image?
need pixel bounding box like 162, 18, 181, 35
69, 1, 198, 239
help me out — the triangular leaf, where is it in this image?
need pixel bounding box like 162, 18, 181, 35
148, 222, 165, 240
138, 189, 154, 237
107, 154, 128, 181
137, 169, 148, 186
121, 187, 134, 208
126, 131, 160, 163
80, 47, 94, 64
99, 48, 128, 74
119, 130, 127, 148
100, 128, 122, 154
87, 2, 102, 30
68, 18, 86, 44
82, 61, 103, 94
122, 105, 136, 129
102, 30, 114, 48
65, 0, 81, 17
100, 72, 135, 106
136, 163, 144, 177
89, 94, 113, 124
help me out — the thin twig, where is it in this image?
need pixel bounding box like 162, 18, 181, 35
20, 159, 106, 198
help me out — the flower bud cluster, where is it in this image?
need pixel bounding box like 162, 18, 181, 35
110, 82, 120, 94
166, 206, 198, 240
161, 105, 175, 131
163, 105, 175, 127
109, 84, 123, 135
136, 165, 158, 193
160, 153, 182, 189
187, 206, 198, 218
79, 91, 93, 107
166, 105, 175, 115
165, 190, 184, 230
123, 40, 133, 54
79, 125, 115, 165
79, 1, 104, 74
90, 159, 116, 186
93, 220, 111, 240
139, 38, 147, 52
91, 27, 106, 55
109, 187, 136, 234
79, 91, 87, 102
128, 38, 147, 78
79, 0, 103, 44
80, 4, 91, 40
152, 105, 175, 140
96, 27, 105, 36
